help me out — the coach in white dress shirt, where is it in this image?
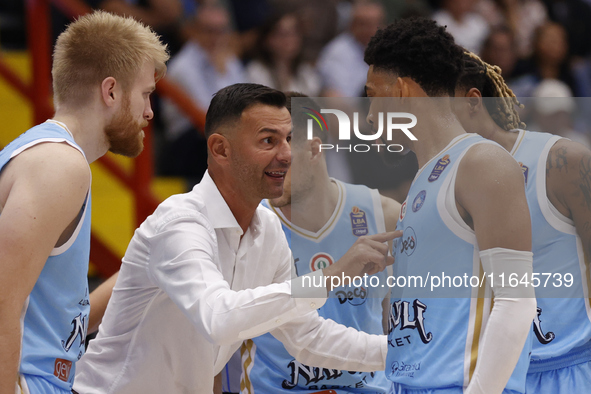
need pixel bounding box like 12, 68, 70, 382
74, 84, 396, 393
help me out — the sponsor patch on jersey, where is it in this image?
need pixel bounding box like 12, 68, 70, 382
400, 227, 417, 256
54, 358, 72, 382
310, 252, 334, 272
428, 154, 451, 182
519, 162, 529, 185
335, 286, 368, 306
412, 190, 427, 212
399, 201, 407, 221
350, 206, 368, 236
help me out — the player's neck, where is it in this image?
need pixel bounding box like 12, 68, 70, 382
485, 125, 520, 153
405, 99, 467, 168
281, 177, 339, 233
411, 120, 466, 169
53, 107, 108, 163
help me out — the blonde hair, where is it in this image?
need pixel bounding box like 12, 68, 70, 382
458, 51, 525, 130
52, 10, 169, 107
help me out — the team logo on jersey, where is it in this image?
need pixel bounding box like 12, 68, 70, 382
350, 206, 368, 236
399, 201, 407, 221
518, 162, 529, 185
388, 299, 433, 345
282, 359, 369, 390
335, 286, 367, 306
428, 154, 451, 182
533, 307, 555, 344
62, 313, 87, 353
310, 252, 334, 272
412, 190, 427, 213
400, 227, 417, 256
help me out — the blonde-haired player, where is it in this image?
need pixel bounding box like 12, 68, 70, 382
0, 10, 168, 394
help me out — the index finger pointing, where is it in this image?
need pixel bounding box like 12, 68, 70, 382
365, 230, 403, 243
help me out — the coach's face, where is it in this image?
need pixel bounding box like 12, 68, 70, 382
229, 104, 292, 202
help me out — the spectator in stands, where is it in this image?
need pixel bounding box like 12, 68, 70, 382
510, 21, 580, 96
86, 0, 186, 54
476, 0, 547, 58
433, 0, 490, 55
246, 12, 321, 96
317, 1, 384, 97
480, 26, 519, 79
160, 4, 245, 183
542, 0, 591, 59
530, 79, 590, 146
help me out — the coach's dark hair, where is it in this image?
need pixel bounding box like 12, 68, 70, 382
457, 51, 524, 130
285, 92, 327, 143
205, 83, 286, 138
364, 17, 464, 96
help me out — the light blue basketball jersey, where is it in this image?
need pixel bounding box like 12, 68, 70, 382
387, 134, 530, 393
0, 121, 91, 393
241, 180, 390, 393
508, 130, 591, 373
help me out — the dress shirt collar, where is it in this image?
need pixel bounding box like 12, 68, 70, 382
196, 171, 262, 236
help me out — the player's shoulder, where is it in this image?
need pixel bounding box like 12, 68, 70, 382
547, 137, 591, 186
460, 140, 520, 175
548, 137, 591, 161
456, 141, 524, 199
9, 142, 90, 187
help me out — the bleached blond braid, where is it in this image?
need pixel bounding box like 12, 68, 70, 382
465, 51, 526, 130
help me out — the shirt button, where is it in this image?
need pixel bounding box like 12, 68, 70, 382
310, 302, 316, 308
275, 319, 281, 324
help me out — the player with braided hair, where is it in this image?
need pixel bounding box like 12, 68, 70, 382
455, 52, 591, 393
364, 17, 536, 394
459, 52, 524, 131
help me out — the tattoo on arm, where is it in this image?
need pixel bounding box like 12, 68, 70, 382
579, 156, 591, 210
547, 150, 553, 176
556, 147, 568, 172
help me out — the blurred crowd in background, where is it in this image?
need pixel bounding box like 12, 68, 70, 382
2, 0, 591, 194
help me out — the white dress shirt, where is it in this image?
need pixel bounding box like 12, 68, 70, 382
73, 171, 386, 393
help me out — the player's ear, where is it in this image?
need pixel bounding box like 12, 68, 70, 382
466, 88, 483, 114
207, 133, 230, 164
101, 77, 117, 107
397, 77, 409, 98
